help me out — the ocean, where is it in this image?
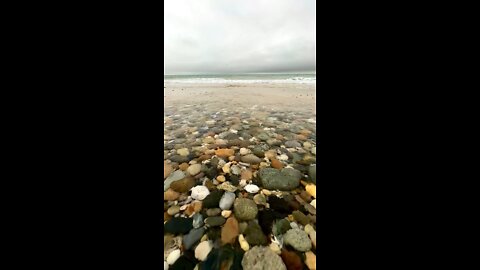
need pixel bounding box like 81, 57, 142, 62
164, 73, 316, 84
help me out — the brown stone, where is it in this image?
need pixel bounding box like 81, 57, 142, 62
198, 154, 212, 162
296, 134, 308, 141
170, 176, 196, 193
241, 169, 253, 180
164, 162, 173, 179
164, 189, 180, 201
205, 180, 217, 191
215, 148, 235, 158
299, 129, 312, 137
299, 191, 312, 203
271, 158, 284, 169
280, 249, 303, 270
164, 212, 171, 222
221, 216, 239, 245
184, 203, 195, 216
179, 163, 189, 171
192, 201, 202, 213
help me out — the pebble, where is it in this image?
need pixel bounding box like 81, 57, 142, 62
305, 224, 317, 249
206, 208, 221, 216
221, 216, 239, 244
216, 182, 237, 192
166, 249, 181, 265
280, 249, 303, 270
216, 175, 226, 182
233, 198, 258, 220
215, 148, 235, 158
192, 213, 204, 228
244, 184, 260, 193
164, 261, 168, 270
283, 228, 312, 252
253, 193, 267, 206
242, 246, 286, 270
231, 165, 241, 175
177, 148, 189, 156
194, 240, 213, 261
221, 210, 232, 218
305, 184, 316, 198
164, 189, 180, 201
187, 164, 202, 176
244, 220, 267, 246
182, 227, 205, 250
240, 169, 252, 180
305, 251, 316, 270
219, 191, 235, 210
310, 199, 316, 209
258, 168, 301, 191
238, 234, 249, 251
204, 216, 226, 227
178, 163, 189, 171
241, 154, 262, 164
239, 147, 251, 155
292, 210, 310, 225
164, 163, 173, 179
170, 176, 196, 193
190, 186, 210, 200
164, 170, 187, 191
167, 205, 180, 216
269, 242, 281, 254
270, 158, 284, 169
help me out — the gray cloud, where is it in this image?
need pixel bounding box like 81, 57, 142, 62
165, 0, 316, 74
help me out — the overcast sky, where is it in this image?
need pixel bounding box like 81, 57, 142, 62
165, 0, 316, 74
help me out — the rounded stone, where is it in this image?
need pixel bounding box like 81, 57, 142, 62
187, 164, 202, 176
190, 186, 210, 200
219, 192, 236, 210
258, 168, 301, 191
233, 198, 258, 220
241, 246, 287, 270
283, 228, 312, 252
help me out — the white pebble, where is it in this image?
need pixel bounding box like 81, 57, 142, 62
310, 199, 316, 209
190, 186, 210, 200
166, 249, 181, 265
195, 240, 213, 261
244, 184, 260, 193
164, 261, 169, 270
278, 154, 289, 161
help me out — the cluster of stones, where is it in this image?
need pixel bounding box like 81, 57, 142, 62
164, 105, 316, 270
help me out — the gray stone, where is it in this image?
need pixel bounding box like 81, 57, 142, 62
308, 164, 316, 184
258, 168, 301, 191
192, 213, 204, 229
241, 246, 286, 270
219, 192, 235, 210
284, 140, 301, 148
204, 216, 226, 227
182, 227, 205, 250
206, 208, 222, 216
283, 228, 312, 252
241, 154, 262, 164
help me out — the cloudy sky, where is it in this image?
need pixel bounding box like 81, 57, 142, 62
165, 0, 316, 74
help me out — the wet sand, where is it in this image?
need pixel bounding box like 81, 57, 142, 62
164, 83, 316, 114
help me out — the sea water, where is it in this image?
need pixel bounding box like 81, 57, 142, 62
163, 73, 316, 84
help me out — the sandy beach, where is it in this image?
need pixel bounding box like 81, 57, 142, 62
164, 83, 316, 115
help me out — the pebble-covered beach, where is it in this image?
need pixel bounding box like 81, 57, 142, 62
164, 82, 317, 270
